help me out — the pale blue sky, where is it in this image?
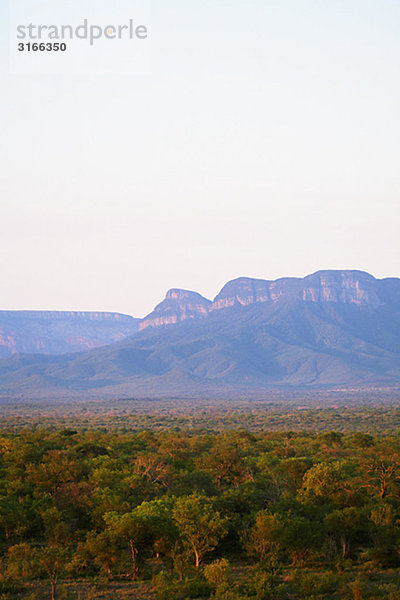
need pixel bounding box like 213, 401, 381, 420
1, 0, 399, 316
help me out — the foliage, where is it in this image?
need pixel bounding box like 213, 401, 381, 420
0, 409, 400, 598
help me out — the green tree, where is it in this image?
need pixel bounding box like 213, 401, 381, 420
84, 529, 120, 579
247, 511, 283, 563
300, 461, 351, 505
35, 545, 67, 600
104, 500, 173, 578
325, 507, 368, 558
200, 441, 246, 489
173, 492, 227, 568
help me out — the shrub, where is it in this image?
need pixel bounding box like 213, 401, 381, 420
0, 580, 16, 595
152, 571, 211, 600
214, 587, 250, 600
185, 578, 212, 597
152, 571, 175, 600
204, 558, 230, 590
245, 563, 283, 600
291, 570, 340, 599
348, 577, 366, 600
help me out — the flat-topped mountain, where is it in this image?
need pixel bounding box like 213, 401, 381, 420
140, 270, 400, 328
212, 270, 399, 309
0, 270, 399, 398
0, 311, 139, 358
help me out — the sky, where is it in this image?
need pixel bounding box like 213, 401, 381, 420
1, 0, 399, 317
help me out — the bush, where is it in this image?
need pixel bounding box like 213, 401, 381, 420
243, 563, 284, 600
152, 571, 211, 600
361, 547, 400, 569
0, 581, 16, 595
291, 570, 340, 599
348, 577, 367, 600
184, 578, 212, 598
204, 558, 230, 590
214, 587, 250, 600
152, 571, 175, 600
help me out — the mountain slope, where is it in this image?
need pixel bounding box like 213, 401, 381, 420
0, 311, 139, 358
0, 270, 399, 398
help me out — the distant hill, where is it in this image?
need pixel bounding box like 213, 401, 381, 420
0, 311, 139, 358
0, 270, 399, 399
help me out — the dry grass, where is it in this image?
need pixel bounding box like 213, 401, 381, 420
15, 580, 155, 600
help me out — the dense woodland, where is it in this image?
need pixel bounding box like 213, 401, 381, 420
1, 405, 400, 599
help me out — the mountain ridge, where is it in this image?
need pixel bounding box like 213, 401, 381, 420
139, 270, 399, 330
0, 269, 399, 399
0, 311, 139, 358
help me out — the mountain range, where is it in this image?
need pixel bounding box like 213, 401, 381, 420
0, 311, 139, 358
0, 270, 399, 399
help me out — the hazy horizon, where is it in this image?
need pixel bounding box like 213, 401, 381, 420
1, 0, 399, 316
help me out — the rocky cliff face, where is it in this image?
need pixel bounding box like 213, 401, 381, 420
211, 277, 273, 310
212, 270, 391, 311
300, 271, 385, 306
139, 289, 212, 331
139, 271, 400, 331
0, 311, 139, 357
